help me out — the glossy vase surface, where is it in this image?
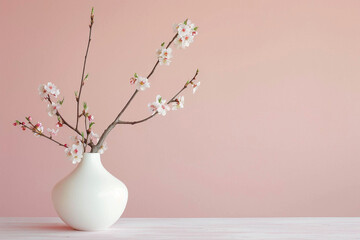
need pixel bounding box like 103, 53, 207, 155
52, 153, 128, 231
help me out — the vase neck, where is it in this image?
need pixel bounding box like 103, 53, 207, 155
80, 153, 103, 168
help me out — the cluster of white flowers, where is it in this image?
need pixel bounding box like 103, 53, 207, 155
64, 131, 107, 164
174, 19, 198, 49
172, 96, 185, 110
24, 19, 200, 165
65, 137, 84, 164
157, 46, 173, 66
38, 82, 60, 100
130, 74, 150, 91
148, 95, 170, 116
33, 122, 44, 137
38, 82, 63, 117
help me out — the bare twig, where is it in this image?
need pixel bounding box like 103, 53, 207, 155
22, 121, 67, 148
118, 114, 157, 125
46, 96, 81, 136
91, 33, 179, 153
76, 8, 94, 130
168, 69, 198, 103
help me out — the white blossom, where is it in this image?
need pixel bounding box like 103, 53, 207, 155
176, 22, 192, 37
172, 96, 185, 110
157, 47, 173, 66
134, 76, 150, 91
148, 95, 170, 116
65, 144, 83, 164
65, 135, 85, 164
148, 102, 158, 113
38, 84, 48, 100
47, 128, 59, 136
44, 82, 60, 98
47, 102, 61, 117
38, 82, 60, 100
192, 81, 200, 94
174, 19, 198, 49
98, 141, 108, 154
174, 35, 194, 49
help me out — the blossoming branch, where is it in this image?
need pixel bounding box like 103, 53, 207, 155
14, 8, 200, 164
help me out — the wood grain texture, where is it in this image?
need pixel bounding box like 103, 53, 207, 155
0, 218, 360, 239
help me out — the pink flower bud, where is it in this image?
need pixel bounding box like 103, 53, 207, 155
130, 77, 136, 85
22, 122, 25, 125
21, 126, 26, 131
88, 115, 94, 122
13, 122, 17, 126
28, 116, 32, 121
64, 144, 68, 148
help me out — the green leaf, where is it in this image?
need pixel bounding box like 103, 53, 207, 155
158, 97, 162, 103
75, 91, 78, 98
184, 19, 188, 25
194, 26, 198, 31
16, 120, 20, 124
89, 122, 95, 129
81, 132, 84, 138
196, 69, 199, 73
58, 97, 64, 105
134, 73, 138, 78
161, 42, 165, 47
91, 7, 94, 15
83, 102, 87, 110
84, 73, 89, 81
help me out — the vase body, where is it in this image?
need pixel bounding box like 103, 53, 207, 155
52, 153, 128, 231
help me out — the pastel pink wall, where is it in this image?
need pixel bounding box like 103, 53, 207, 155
1, 0, 360, 217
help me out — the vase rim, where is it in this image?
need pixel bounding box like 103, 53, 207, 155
81, 153, 102, 164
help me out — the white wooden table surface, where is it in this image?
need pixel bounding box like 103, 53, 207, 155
0, 218, 359, 239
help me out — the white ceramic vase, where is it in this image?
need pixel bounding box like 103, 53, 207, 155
52, 153, 128, 231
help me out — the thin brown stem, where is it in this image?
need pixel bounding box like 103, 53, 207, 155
91, 33, 179, 153
168, 87, 186, 103
166, 33, 178, 48
76, 10, 94, 130
115, 89, 139, 122
47, 96, 81, 136
118, 114, 157, 125
22, 122, 67, 148
115, 33, 179, 121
